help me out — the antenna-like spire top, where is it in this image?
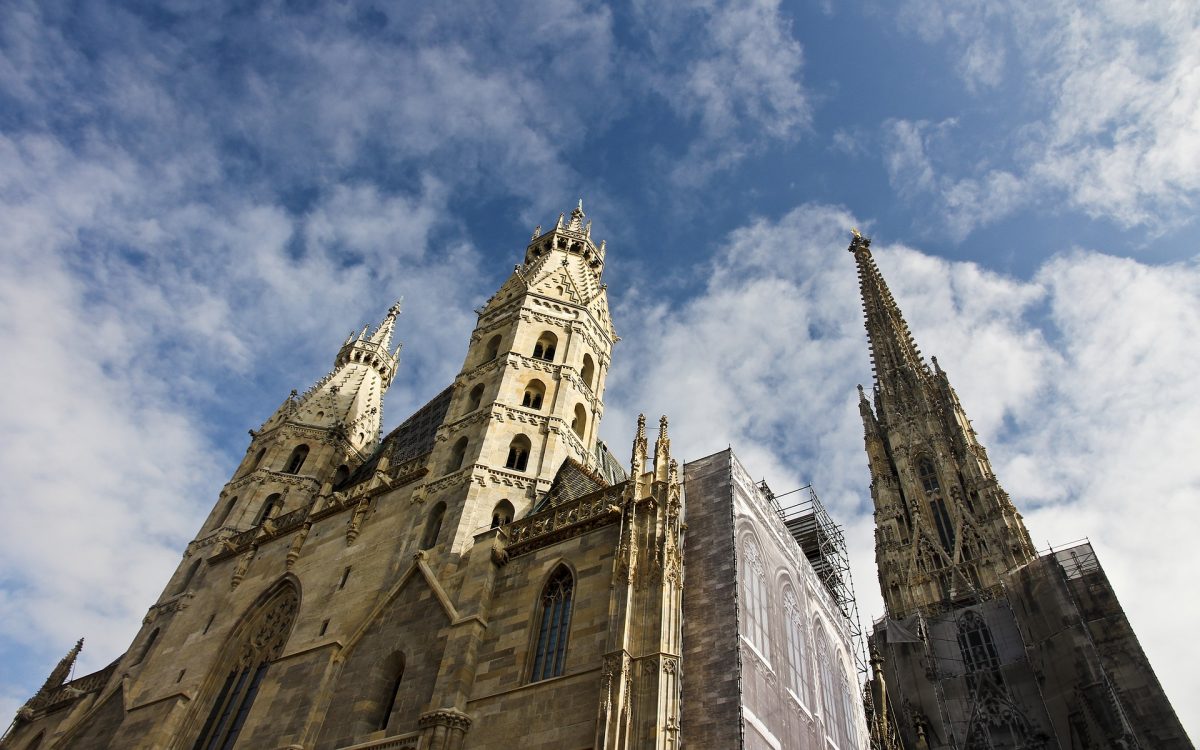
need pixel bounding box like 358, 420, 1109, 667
370, 298, 403, 349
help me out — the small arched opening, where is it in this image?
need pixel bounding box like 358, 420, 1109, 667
572, 404, 587, 439
505, 435, 531, 472
215, 496, 238, 528
283, 444, 310, 475
250, 448, 266, 472
332, 465, 350, 486
491, 500, 515, 529
175, 559, 202, 596
448, 437, 469, 474
132, 628, 159, 667
468, 383, 485, 412
532, 331, 558, 361
374, 651, 406, 732
421, 502, 446, 550
581, 354, 595, 390
521, 379, 546, 410
484, 334, 502, 362
257, 493, 282, 525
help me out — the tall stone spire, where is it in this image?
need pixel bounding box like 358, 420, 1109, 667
849, 232, 1036, 617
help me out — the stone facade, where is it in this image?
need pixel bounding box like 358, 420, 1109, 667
850, 232, 1191, 750
2, 204, 869, 750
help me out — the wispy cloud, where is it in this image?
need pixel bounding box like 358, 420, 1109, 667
888, 0, 1200, 238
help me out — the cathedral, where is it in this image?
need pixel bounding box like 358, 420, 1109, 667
1, 204, 868, 750
2, 206, 1188, 750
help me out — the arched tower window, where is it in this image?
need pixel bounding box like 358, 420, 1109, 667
250, 448, 266, 472
521, 379, 546, 410
571, 403, 587, 439
783, 589, 808, 705
530, 566, 574, 682
283, 444, 310, 475
175, 559, 202, 596
421, 502, 446, 550
192, 582, 299, 750
840, 662, 858, 748
491, 500, 514, 528
448, 437, 468, 474
532, 331, 558, 361
741, 538, 770, 662
468, 383, 485, 412
505, 435, 531, 472
132, 628, 160, 666
215, 496, 237, 528
256, 494, 282, 525
22, 730, 44, 750
374, 651, 405, 732
333, 465, 350, 486
917, 457, 940, 493
581, 354, 595, 390
484, 334, 502, 362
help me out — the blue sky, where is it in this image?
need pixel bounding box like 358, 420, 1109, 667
2, 0, 1198, 738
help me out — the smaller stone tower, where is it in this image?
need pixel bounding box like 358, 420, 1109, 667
420, 199, 618, 555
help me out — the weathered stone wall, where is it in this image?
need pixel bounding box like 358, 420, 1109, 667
680, 451, 743, 750
467, 522, 619, 749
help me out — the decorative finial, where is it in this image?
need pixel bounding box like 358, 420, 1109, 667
576, 198, 584, 213
532, 225, 542, 239
849, 227, 871, 251
851, 227, 861, 239
636, 413, 647, 440
387, 298, 403, 317
659, 415, 669, 440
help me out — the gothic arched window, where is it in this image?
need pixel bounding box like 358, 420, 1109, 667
581, 354, 595, 390
816, 626, 837, 735
957, 610, 1001, 675
250, 448, 266, 473
256, 494, 282, 525
448, 437, 468, 474
532, 331, 557, 361
421, 502, 446, 550
333, 465, 350, 486
215, 496, 237, 528
917, 457, 940, 493
491, 500, 514, 528
283, 444, 310, 475
176, 559, 202, 596
133, 628, 159, 666
741, 538, 770, 662
505, 435, 531, 472
840, 662, 858, 748
521, 379, 545, 410
783, 589, 808, 705
192, 582, 299, 750
530, 566, 574, 681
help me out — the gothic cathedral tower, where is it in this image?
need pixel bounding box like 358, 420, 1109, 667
850, 232, 1036, 617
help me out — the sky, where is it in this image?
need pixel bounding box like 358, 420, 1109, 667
1, 0, 1197, 740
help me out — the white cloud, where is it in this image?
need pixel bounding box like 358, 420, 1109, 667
632, 0, 811, 185
605, 203, 1200, 736
892, 0, 1200, 237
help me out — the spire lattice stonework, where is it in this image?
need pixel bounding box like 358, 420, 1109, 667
850, 233, 1036, 618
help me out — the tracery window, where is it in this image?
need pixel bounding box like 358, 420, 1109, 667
840, 663, 858, 748
917, 457, 940, 493
741, 538, 770, 662
957, 610, 1001, 675
783, 589, 808, 704
530, 566, 574, 681
192, 583, 299, 750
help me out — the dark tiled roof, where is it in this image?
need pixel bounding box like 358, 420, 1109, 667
537, 457, 610, 512
340, 385, 453, 489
